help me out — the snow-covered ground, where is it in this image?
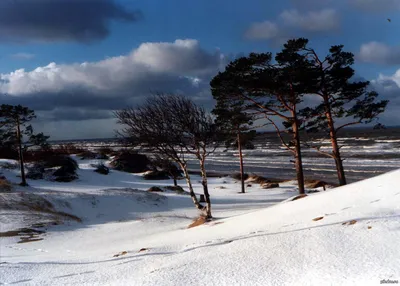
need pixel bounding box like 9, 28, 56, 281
0, 158, 399, 285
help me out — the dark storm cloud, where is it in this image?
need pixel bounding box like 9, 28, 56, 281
0, 0, 141, 43
0, 75, 207, 120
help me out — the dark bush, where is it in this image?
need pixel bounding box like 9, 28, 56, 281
94, 163, 110, 175
147, 186, 164, 192
231, 173, 249, 181
42, 155, 78, 171
143, 170, 170, 180
110, 151, 151, 173
41, 155, 79, 182
53, 166, 78, 182
77, 150, 97, 160
0, 146, 18, 160
26, 163, 45, 180
261, 182, 279, 189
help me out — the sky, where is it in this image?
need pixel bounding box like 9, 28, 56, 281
0, 0, 399, 140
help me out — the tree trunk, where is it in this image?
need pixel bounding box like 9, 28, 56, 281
199, 158, 212, 218
291, 113, 305, 194
16, 118, 27, 186
173, 176, 178, 187
179, 163, 204, 210
237, 132, 245, 193
324, 103, 347, 186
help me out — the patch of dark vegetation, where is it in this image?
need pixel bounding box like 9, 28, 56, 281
76, 150, 97, 160
246, 175, 283, 185
26, 155, 79, 182
53, 167, 78, 183
163, 185, 186, 194
305, 180, 328, 190
147, 186, 164, 193
43, 155, 79, 170
94, 163, 110, 175
110, 151, 151, 173
0, 176, 12, 192
261, 182, 279, 189
231, 173, 249, 181
0, 146, 18, 160
143, 170, 170, 180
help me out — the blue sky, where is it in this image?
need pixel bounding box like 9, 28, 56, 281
0, 0, 399, 139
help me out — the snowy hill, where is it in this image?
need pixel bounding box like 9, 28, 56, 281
1, 159, 399, 285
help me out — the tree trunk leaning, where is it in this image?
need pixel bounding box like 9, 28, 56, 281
237, 132, 245, 194
291, 113, 305, 194
324, 104, 347, 186
16, 118, 27, 186
199, 159, 212, 218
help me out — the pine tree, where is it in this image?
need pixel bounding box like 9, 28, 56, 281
0, 105, 49, 186
210, 48, 310, 194
286, 39, 389, 185
211, 76, 255, 193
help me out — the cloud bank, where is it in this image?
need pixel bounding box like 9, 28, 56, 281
1, 39, 225, 123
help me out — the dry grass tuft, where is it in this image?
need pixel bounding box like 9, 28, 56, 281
292, 194, 308, 201
0, 177, 12, 192
188, 216, 208, 228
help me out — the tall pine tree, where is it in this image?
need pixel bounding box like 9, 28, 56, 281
211, 79, 255, 193
286, 39, 389, 185
0, 105, 49, 186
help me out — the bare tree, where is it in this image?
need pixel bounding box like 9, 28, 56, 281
115, 94, 219, 218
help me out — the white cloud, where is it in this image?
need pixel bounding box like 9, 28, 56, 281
1, 39, 225, 139
280, 9, 339, 32
350, 0, 400, 12
0, 39, 223, 96
244, 8, 339, 42
244, 21, 281, 40
358, 42, 400, 65
10, 52, 35, 60
0, 39, 224, 122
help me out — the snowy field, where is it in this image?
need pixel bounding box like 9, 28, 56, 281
1, 158, 399, 285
